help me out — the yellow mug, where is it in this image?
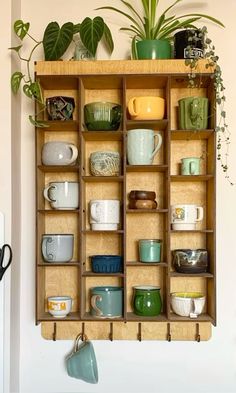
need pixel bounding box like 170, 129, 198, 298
128, 96, 165, 120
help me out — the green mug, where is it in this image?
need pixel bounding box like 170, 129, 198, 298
139, 239, 162, 263
181, 157, 201, 175
178, 97, 208, 130
133, 285, 162, 316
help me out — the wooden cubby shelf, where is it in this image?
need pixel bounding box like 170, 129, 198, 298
35, 60, 216, 341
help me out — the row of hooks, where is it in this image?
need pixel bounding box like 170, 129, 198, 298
52, 322, 201, 342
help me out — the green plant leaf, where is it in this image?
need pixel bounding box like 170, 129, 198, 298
177, 13, 224, 27
14, 20, 30, 40
150, 0, 158, 30
43, 22, 74, 60
121, 0, 144, 26
23, 84, 33, 98
73, 23, 81, 34
29, 115, 49, 128
8, 45, 23, 53
131, 36, 138, 59
11, 71, 24, 94
80, 17, 104, 57
29, 81, 43, 103
103, 23, 114, 54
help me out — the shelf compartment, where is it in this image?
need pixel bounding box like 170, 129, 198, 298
126, 165, 168, 172
82, 131, 123, 141
126, 312, 167, 322
170, 272, 214, 278
171, 175, 214, 182
171, 130, 214, 140
169, 313, 214, 324
38, 165, 79, 173
82, 313, 124, 322
82, 271, 124, 277
126, 261, 168, 267
171, 229, 214, 233
38, 262, 80, 267
82, 176, 124, 182
37, 120, 78, 132
37, 312, 80, 322
126, 119, 168, 131
82, 230, 124, 234
126, 209, 168, 213
38, 209, 80, 214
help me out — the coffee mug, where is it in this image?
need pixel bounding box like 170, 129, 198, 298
41, 234, 74, 262
133, 286, 162, 316
178, 97, 209, 130
128, 96, 165, 120
89, 199, 120, 230
139, 239, 162, 263
66, 334, 98, 384
127, 129, 162, 165
43, 181, 79, 210
90, 286, 123, 318
42, 141, 78, 166
47, 296, 72, 318
171, 204, 204, 230
181, 157, 201, 175
171, 292, 206, 318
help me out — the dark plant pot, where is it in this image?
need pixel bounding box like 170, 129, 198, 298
136, 39, 171, 59
174, 29, 204, 59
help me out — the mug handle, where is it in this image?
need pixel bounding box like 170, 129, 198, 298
90, 203, 99, 222
74, 333, 88, 353
190, 298, 203, 318
190, 161, 196, 175
66, 144, 78, 165
42, 237, 54, 261
190, 98, 200, 121
43, 185, 57, 203
91, 295, 103, 316
150, 132, 163, 159
196, 206, 204, 222
128, 97, 140, 117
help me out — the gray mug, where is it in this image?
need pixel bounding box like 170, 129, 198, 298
42, 234, 74, 262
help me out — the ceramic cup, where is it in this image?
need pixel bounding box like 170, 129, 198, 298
66, 334, 98, 384
42, 141, 78, 166
47, 296, 72, 318
89, 199, 120, 230
171, 204, 204, 230
127, 129, 162, 165
181, 157, 201, 175
133, 286, 162, 316
43, 181, 79, 210
127, 96, 165, 120
178, 96, 209, 130
90, 286, 123, 318
41, 234, 74, 263
90, 151, 120, 176
171, 292, 206, 318
46, 96, 75, 121
139, 239, 162, 263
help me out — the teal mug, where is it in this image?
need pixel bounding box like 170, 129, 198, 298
178, 97, 208, 130
133, 285, 162, 316
90, 286, 123, 318
181, 157, 201, 175
66, 334, 98, 384
139, 239, 162, 263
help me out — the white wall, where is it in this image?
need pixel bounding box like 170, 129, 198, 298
9, 1, 236, 392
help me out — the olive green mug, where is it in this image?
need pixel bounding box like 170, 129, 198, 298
133, 285, 162, 316
178, 97, 208, 130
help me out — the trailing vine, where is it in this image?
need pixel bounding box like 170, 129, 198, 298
185, 26, 233, 185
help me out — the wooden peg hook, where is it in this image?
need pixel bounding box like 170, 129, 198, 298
196, 323, 201, 342
52, 322, 57, 341
138, 323, 142, 342
109, 322, 113, 341
167, 323, 172, 342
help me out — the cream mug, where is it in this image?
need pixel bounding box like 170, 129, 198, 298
127, 129, 162, 165
42, 141, 78, 166
90, 199, 120, 230
43, 181, 79, 210
171, 292, 206, 318
128, 96, 165, 120
171, 204, 204, 230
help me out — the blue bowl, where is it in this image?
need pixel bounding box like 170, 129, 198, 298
91, 255, 122, 273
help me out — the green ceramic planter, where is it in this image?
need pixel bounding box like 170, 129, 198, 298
136, 39, 172, 59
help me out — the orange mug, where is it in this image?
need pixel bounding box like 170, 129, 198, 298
128, 96, 165, 120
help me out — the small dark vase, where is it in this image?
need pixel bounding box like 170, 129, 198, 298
174, 29, 204, 59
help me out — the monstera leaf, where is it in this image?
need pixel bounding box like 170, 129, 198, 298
80, 17, 105, 57
43, 22, 74, 60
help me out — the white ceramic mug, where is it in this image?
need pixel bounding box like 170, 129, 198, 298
127, 129, 162, 165
171, 292, 206, 318
47, 296, 72, 318
171, 204, 204, 230
90, 200, 120, 230
42, 234, 74, 262
42, 141, 78, 166
43, 181, 79, 210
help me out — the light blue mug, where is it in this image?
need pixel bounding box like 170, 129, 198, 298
90, 286, 123, 318
181, 157, 201, 175
127, 129, 162, 165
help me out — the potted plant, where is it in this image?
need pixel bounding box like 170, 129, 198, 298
9, 18, 114, 126
97, 0, 224, 59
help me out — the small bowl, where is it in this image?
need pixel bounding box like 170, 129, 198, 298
171, 292, 206, 317
90, 151, 120, 176
46, 96, 75, 121
47, 296, 72, 318
129, 190, 156, 201
172, 249, 208, 273
84, 102, 122, 131
129, 199, 157, 209
91, 255, 122, 273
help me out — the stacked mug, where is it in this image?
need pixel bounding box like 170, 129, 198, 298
128, 190, 157, 210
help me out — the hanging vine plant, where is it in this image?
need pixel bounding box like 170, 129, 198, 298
185, 26, 233, 185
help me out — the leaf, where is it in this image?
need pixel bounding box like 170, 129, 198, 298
11, 71, 24, 94
14, 20, 30, 40
131, 36, 138, 59
73, 23, 81, 34
29, 116, 49, 128
43, 22, 74, 60
80, 17, 104, 57
177, 13, 225, 27
8, 45, 23, 53
29, 81, 43, 103
23, 84, 33, 98
103, 23, 114, 54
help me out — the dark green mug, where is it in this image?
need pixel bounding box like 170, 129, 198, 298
178, 97, 209, 130
133, 286, 162, 316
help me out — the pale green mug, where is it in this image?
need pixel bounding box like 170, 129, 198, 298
181, 157, 201, 175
